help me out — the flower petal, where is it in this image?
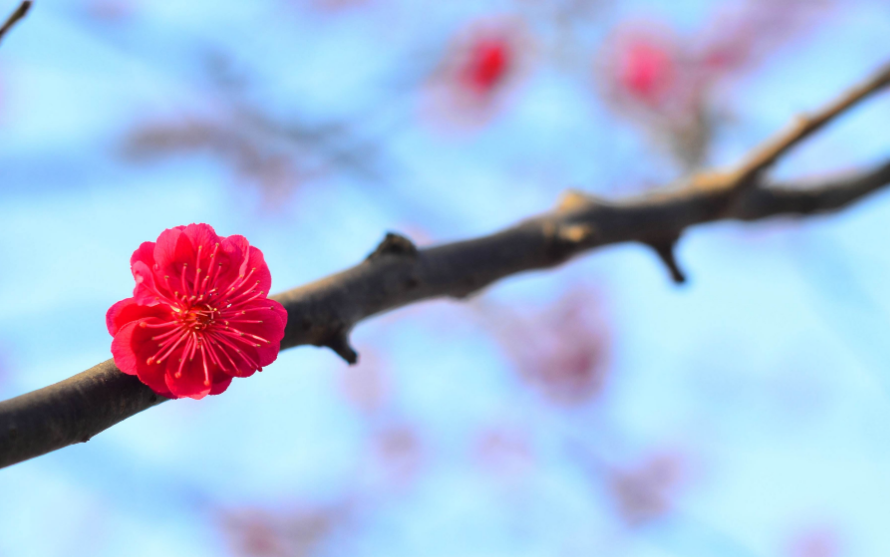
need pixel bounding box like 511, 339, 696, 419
106, 297, 167, 336
154, 227, 196, 282
106, 298, 136, 336
209, 374, 233, 395
241, 246, 272, 296
164, 349, 214, 400
111, 320, 174, 398
210, 235, 241, 288
179, 223, 220, 252
206, 332, 262, 378
132, 260, 168, 306
229, 300, 288, 367
130, 241, 156, 269
131, 240, 166, 304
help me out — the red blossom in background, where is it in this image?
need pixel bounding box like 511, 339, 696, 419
493, 290, 610, 406
421, 18, 527, 130
297, 0, 373, 13
600, 24, 690, 114
615, 32, 679, 109
367, 423, 425, 489
84, 0, 138, 21
598, 23, 710, 168
786, 526, 842, 557
695, 0, 832, 76
220, 504, 350, 557
107, 223, 288, 399
598, 1, 830, 169
460, 35, 512, 95
607, 452, 686, 527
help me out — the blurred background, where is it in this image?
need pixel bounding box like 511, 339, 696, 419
1, 0, 890, 555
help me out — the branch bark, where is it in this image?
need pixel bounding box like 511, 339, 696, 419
1, 59, 890, 470
0, 1, 30, 46
724, 60, 890, 192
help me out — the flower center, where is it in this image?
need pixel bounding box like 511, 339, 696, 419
138, 243, 274, 388
174, 303, 217, 332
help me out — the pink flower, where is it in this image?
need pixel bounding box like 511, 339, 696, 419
107, 224, 288, 399
419, 18, 527, 131
496, 290, 610, 406
616, 37, 677, 107
608, 452, 685, 527
787, 526, 842, 557
460, 35, 512, 95
601, 25, 682, 111
370, 424, 425, 487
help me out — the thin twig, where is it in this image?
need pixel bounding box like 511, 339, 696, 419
0, 1, 31, 46
695, 61, 890, 193
1, 60, 890, 470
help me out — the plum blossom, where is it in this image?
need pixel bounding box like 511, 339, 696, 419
107, 223, 288, 399
420, 17, 528, 130
495, 290, 611, 406
608, 452, 685, 527
460, 34, 513, 95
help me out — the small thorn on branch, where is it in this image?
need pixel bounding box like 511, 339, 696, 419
324, 330, 358, 365
647, 236, 687, 284
0, 1, 31, 45
366, 232, 417, 261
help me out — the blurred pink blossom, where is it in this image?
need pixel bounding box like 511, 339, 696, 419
367, 422, 425, 489
473, 425, 534, 480
421, 16, 530, 131
786, 526, 842, 557
220, 504, 349, 557
607, 451, 686, 527
597, 0, 831, 168
495, 289, 610, 406
84, 0, 139, 21
695, 0, 832, 76
614, 28, 680, 109
284, 0, 373, 13
460, 34, 513, 96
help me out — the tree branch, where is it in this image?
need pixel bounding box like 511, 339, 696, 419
2, 60, 890, 470
0, 1, 30, 46
701, 61, 890, 193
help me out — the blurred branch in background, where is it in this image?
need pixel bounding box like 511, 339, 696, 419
597, 0, 830, 172
98, 30, 396, 206
0, 1, 30, 46
2, 56, 890, 470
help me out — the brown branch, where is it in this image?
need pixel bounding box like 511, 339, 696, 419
0, 1, 30, 46
2, 61, 890, 470
647, 235, 686, 284
700, 61, 890, 193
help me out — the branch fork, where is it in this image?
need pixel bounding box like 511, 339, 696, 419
2, 54, 890, 469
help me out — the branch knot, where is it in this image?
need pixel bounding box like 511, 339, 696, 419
366, 232, 417, 261
557, 189, 597, 212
